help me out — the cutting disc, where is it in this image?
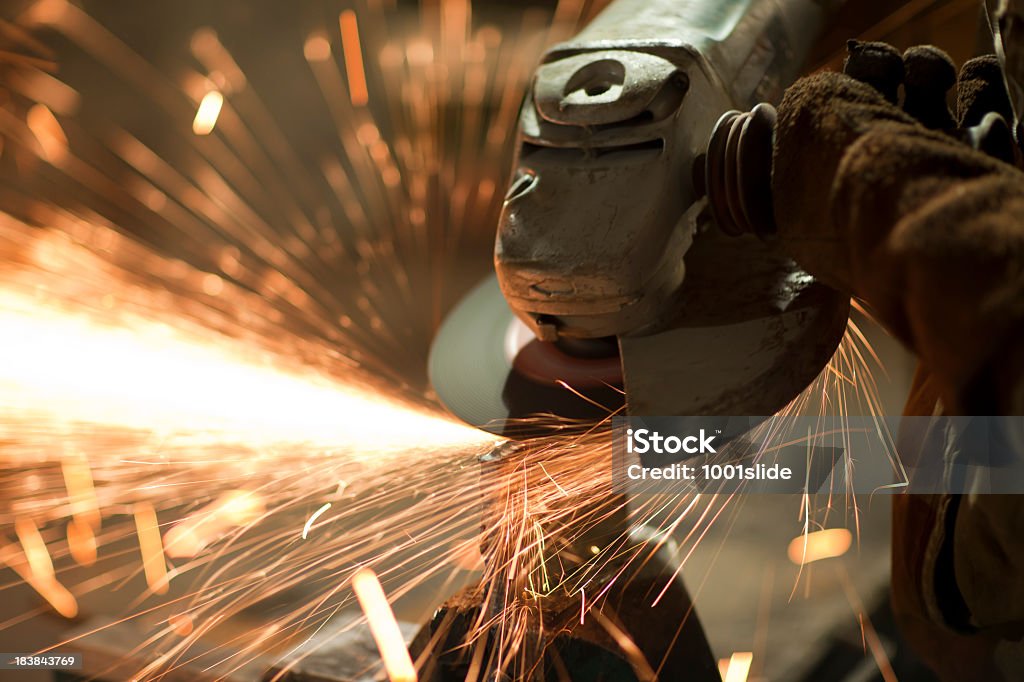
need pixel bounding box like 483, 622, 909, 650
429, 276, 624, 437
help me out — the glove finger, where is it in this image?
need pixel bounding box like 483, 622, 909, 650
843, 40, 904, 104
957, 55, 1015, 128
902, 45, 957, 131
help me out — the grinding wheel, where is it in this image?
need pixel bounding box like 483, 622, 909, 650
429, 276, 625, 438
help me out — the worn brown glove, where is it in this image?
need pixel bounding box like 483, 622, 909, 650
769, 42, 1024, 682
772, 43, 1024, 417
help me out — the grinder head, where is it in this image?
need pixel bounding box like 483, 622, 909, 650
495, 45, 728, 341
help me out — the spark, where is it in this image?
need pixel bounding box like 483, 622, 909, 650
0, 283, 481, 450
301, 502, 331, 539
61, 454, 100, 531
15, 516, 54, 581
25, 102, 67, 161
191, 90, 223, 135
588, 608, 658, 681
66, 518, 97, 566
722, 651, 754, 682
303, 35, 331, 62
352, 567, 417, 682
450, 539, 484, 571
339, 10, 368, 107
4, 523, 78, 618
134, 501, 169, 594
169, 613, 194, 637
787, 528, 853, 565
163, 490, 264, 559
835, 562, 897, 682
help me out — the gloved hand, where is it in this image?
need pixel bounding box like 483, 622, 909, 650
769, 42, 1024, 417
766, 42, 1024, 682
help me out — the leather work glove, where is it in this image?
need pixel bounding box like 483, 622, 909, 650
773, 42, 1024, 417
770, 42, 1024, 681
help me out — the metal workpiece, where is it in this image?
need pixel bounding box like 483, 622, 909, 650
412, 436, 720, 680
410, 557, 718, 682
412, 516, 718, 681
495, 0, 836, 342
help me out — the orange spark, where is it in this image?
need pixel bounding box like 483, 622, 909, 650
303, 35, 331, 62
35, 575, 78, 618
301, 502, 331, 540
450, 539, 483, 571
16, 517, 54, 580
134, 502, 169, 594
26, 102, 67, 162
352, 567, 417, 682
62, 454, 100, 531
787, 528, 853, 565
66, 518, 96, 566
192, 90, 223, 135
722, 651, 754, 682
406, 41, 433, 66
339, 10, 368, 106
4, 527, 78, 618
169, 613, 194, 637
163, 490, 264, 559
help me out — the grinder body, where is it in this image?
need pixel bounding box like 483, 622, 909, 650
496, 0, 836, 342
431, 0, 850, 433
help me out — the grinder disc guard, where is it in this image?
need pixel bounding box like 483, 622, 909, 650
429, 276, 626, 437
431, 230, 850, 436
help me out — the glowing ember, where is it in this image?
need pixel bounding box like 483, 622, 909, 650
16, 516, 54, 581
1, 536, 78, 618
25, 102, 67, 162
191, 90, 223, 135
62, 454, 100, 531
134, 501, 169, 594
66, 518, 97, 566
339, 10, 368, 107
722, 651, 754, 682
301, 502, 332, 540
352, 567, 417, 682
163, 490, 264, 559
787, 528, 853, 565
169, 613, 194, 637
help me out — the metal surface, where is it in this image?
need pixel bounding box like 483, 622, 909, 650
495, 0, 835, 340
411, 526, 719, 682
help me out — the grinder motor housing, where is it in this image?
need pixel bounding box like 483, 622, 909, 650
495, 0, 837, 342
